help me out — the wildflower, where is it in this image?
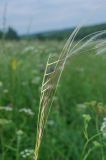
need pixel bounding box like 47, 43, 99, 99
3, 89, 9, 94
100, 117, 106, 139
0, 119, 12, 126
76, 103, 86, 112
82, 114, 91, 122
47, 120, 54, 126
89, 100, 97, 107
93, 141, 101, 148
0, 81, 3, 87
23, 46, 35, 53
31, 77, 40, 84
20, 149, 34, 159
96, 103, 106, 115
82, 114, 91, 140
0, 106, 13, 111
16, 130, 24, 136
11, 59, 17, 70
19, 108, 34, 116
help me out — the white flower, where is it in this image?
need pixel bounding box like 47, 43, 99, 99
19, 108, 34, 116
103, 117, 106, 121
31, 77, 40, 84
0, 106, 13, 111
16, 130, 24, 136
3, 89, 9, 94
77, 104, 86, 112
20, 149, 34, 159
82, 114, 91, 122
47, 120, 54, 126
100, 117, 106, 139
23, 46, 35, 53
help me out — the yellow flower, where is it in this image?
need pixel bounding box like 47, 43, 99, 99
0, 81, 3, 87
11, 59, 18, 70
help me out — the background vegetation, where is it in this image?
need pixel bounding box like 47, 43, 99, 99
0, 34, 106, 159
0, 23, 106, 41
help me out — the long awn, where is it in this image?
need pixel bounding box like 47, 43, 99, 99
34, 27, 106, 160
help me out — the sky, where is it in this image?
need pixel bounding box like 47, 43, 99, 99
0, 0, 106, 35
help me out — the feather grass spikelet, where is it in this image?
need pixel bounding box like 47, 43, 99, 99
34, 27, 106, 160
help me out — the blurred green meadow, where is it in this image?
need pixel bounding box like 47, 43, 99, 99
0, 40, 106, 160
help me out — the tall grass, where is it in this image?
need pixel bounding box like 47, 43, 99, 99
34, 28, 106, 160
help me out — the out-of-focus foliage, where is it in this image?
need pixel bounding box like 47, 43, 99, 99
0, 40, 106, 160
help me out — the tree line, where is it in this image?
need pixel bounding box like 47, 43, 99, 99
0, 23, 106, 40
29, 23, 106, 40
0, 27, 19, 40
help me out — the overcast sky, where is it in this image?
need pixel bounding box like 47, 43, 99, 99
0, 0, 106, 35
